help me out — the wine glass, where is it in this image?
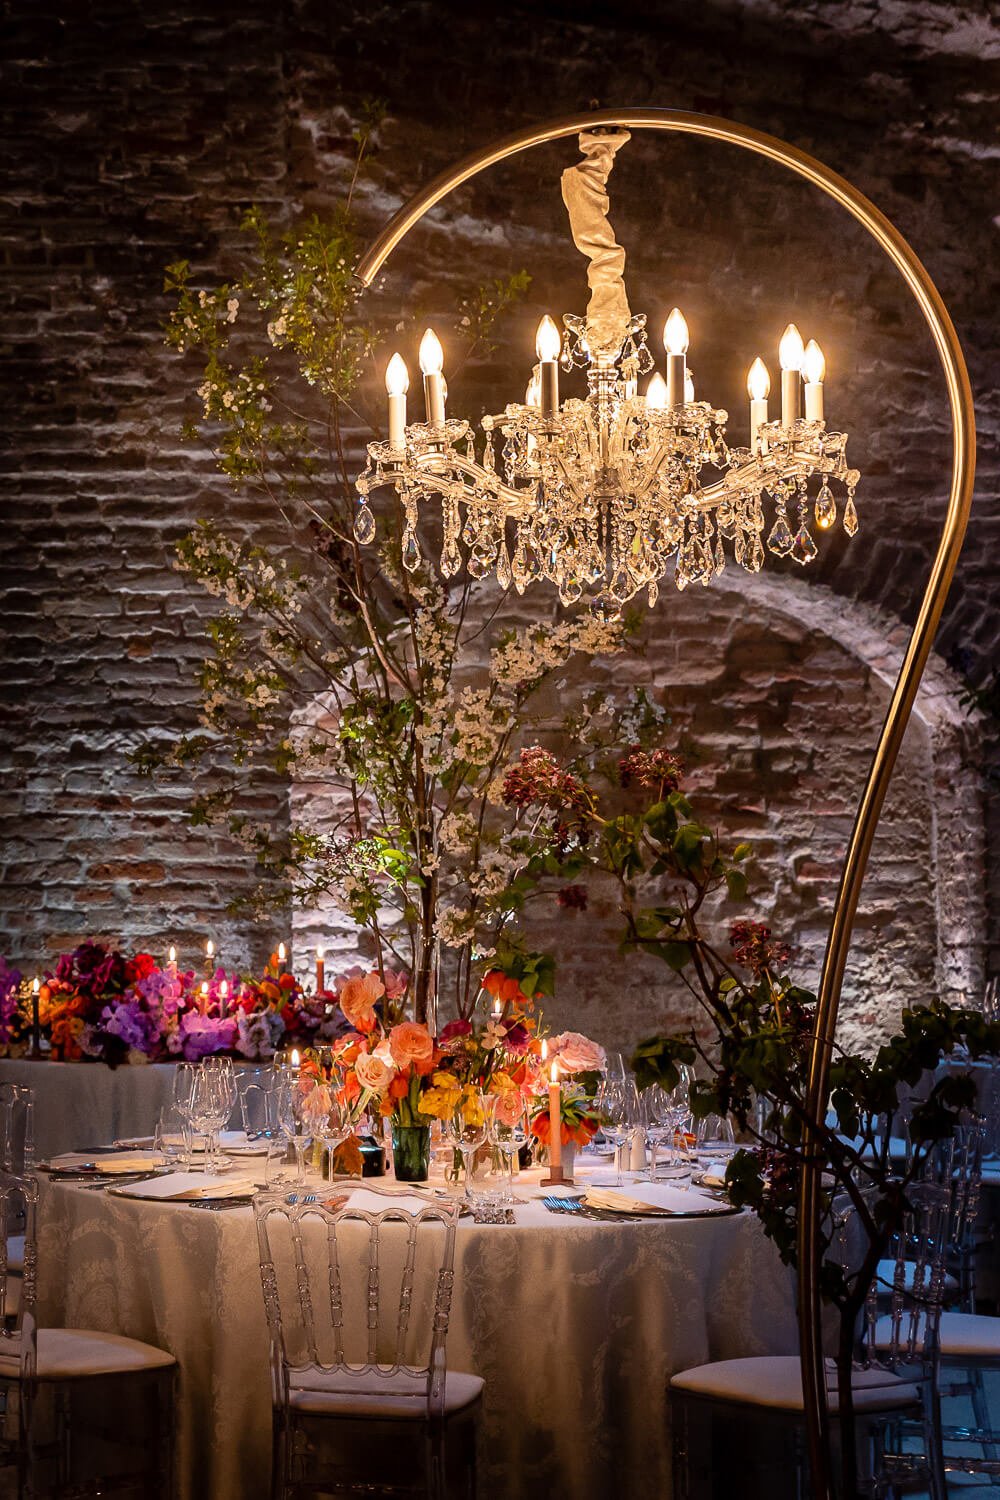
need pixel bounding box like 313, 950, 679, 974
318, 1093, 355, 1178
642, 1086, 676, 1182
595, 1079, 632, 1187
203, 1055, 239, 1148
447, 1093, 488, 1200
171, 1062, 200, 1167
188, 1067, 231, 1175
275, 1077, 314, 1188
488, 1096, 529, 1204
154, 1104, 191, 1168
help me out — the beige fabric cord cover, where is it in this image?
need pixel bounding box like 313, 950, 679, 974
560, 129, 632, 356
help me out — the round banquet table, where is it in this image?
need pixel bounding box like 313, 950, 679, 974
36, 1165, 797, 1500
0, 1058, 183, 1160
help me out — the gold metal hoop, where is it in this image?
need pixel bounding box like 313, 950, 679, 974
356, 107, 976, 1497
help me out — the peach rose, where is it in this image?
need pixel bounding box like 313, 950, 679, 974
549, 1031, 606, 1075
338, 972, 385, 1033
355, 1051, 393, 1095
388, 1020, 434, 1070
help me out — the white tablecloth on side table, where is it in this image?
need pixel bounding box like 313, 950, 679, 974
37, 1173, 797, 1500
0, 1059, 180, 1160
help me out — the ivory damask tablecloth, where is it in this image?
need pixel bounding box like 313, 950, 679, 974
36, 1179, 797, 1500
0, 1059, 181, 1159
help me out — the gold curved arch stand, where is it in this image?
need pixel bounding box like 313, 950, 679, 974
356, 108, 976, 1497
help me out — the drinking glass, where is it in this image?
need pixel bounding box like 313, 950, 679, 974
696, 1112, 737, 1159
154, 1104, 191, 1168
171, 1062, 201, 1166
595, 1079, 632, 1187
447, 1094, 488, 1200
203, 1055, 239, 1133
642, 1087, 675, 1182
319, 1094, 355, 1178
275, 1078, 314, 1188
488, 1097, 529, 1204
188, 1066, 231, 1174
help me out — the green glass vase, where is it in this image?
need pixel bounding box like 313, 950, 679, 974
391, 1123, 431, 1183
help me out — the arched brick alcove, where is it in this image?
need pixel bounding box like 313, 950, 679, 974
291, 579, 985, 1057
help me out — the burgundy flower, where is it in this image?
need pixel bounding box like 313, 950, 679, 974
618, 747, 683, 794
729, 920, 791, 978
439, 1018, 473, 1045
501, 747, 590, 817
556, 884, 588, 912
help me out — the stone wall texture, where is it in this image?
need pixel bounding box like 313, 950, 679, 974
1, 0, 997, 1043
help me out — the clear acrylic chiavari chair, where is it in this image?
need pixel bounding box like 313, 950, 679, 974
253, 1192, 483, 1499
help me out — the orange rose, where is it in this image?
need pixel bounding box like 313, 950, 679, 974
339, 973, 384, 1034
388, 1074, 410, 1102
388, 1021, 434, 1070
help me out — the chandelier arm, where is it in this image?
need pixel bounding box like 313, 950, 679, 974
357, 108, 976, 1500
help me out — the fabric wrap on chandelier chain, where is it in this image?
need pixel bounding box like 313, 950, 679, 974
560, 129, 633, 356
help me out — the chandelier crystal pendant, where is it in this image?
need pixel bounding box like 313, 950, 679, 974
355, 129, 860, 612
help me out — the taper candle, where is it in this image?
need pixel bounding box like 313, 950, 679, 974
219, 979, 228, 1018
167, 944, 177, 979
277, 942, 286, 967
664, 308, 689, 411
315, 945, 325, 992
535, 315, 561, 416
385, 353, 409, 448
199, 981, 209, 1016
803, 339, 825, 422
31, 977, 40, 1057
547, 1061, 562, 1175
747, 357, 770, 453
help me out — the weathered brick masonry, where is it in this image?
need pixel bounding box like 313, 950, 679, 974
1, 1, 997, 1049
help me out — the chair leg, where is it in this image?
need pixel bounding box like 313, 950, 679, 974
425, 1417, 446, 1500
670, 1393, 690, 1500
968, 1364, 1000, 1465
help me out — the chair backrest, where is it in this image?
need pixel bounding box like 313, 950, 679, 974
0, 1168, 37, 1380
253, 1193, 460, 1420
237, 1068, 275, 1137
0, 1084, 34, 1174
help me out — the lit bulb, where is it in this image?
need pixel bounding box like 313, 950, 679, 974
277, 942, 286, 964
645, 372, 668, 410
385, 352, 409, 396
168, 945, 176, 963
663, 307, 689, 356
684, 369, 695, 404
418, 328, 443, 376
779, 323, 804, 372
747, 357, 771, 401
535, 315, 561, 362
803, 339, 826, 384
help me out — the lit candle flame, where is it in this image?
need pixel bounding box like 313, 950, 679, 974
206, 939, 214, 959
540, 1038, 548, 1062
277, 942, 286, 964
803, 339, 826, 385
168, 945, 176, 963
291, 1048, 300, 1069
747, 357, 771, 401
418, 328, 443, 376
385, 351, 409, 396
316, 944, 324, 960
200, 982, 208, 997
779, 323, 804, 372
219, 980, 228, 1000
663, 307, 689, 356
645, 372, 668, 410
32, 977, 39, 995
535, 314, 561, 362
550, 1060, 559, 1084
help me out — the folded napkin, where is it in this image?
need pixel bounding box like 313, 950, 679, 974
700, 1160, 729, 1189
106, 1171, 255, 1201
47, 1151, 163, 1175
585, 1187, 673, 1216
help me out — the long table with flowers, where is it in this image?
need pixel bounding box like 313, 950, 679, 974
36, 1157, 797, 1500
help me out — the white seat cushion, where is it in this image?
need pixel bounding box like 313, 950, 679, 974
876, 1259, 958, 1296
5, 1237, 24, 1274
289, 1366, 484, 1420
670, 1356, 919, 1414
0, 1328, 175, 1382
874, 1311, 1000, 1360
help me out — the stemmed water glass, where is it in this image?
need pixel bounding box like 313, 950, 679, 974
487, 1096, 529, 1204
447, 1093, 488, 1200
275, 1077, 315, 1188
188, 1066, 231, 1175
596, 1078, 634, 1187
642, 1086, 676, 1182
171, 1062, 200, 1167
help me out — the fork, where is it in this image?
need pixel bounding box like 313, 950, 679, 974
542, 1195, 639, 1223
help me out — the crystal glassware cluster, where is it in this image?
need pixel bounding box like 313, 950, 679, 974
355, 311, 860, 613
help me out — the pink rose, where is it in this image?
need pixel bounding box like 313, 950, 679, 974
388, 1020, 435, 1070
338, 972, 385, 1033
549, 1031, 606, 1075
355, 1051, 393, 1094
383, 967, 409, 1001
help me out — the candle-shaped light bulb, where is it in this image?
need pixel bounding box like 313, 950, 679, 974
779, 323, 804, 372
748, 357, 771, 452
535, 315, 560, 415
419, 328, 446, 424
277, 942, 286, 965
385, 352, 409, 449
779, 323, 804, 427
645, 372, 668, 411
663, 308, 689, 355
803, 339, 826, 422
663, 308, 689, 410
535, 315, 561, 362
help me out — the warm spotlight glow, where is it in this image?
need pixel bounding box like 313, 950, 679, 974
803, 339, 826, 384
535, 314, 561, 362
385, 352, 409, 395
779, 323, 804, 372
418, 328, 443, 375
663, 307, 689, 356
747, 357, 771, 401
645, 372, 668, 410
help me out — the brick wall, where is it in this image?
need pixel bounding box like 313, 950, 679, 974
1, 1, 996, 1024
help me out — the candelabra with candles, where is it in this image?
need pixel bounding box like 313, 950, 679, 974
354, 132, 860, 612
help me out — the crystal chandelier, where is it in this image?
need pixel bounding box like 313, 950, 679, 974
355, 129, 860, 611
